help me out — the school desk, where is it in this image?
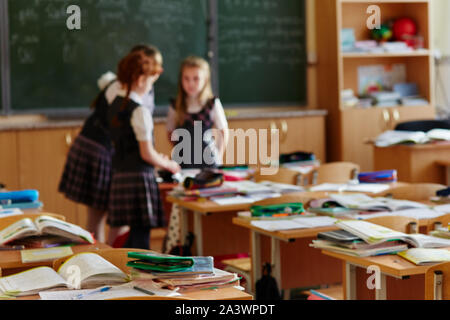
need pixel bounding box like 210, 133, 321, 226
166, 191, 330, 257
232, 217, 341, 299
166, 186, 430, 257
321, 247, 450, 300
0, 243, 111, 277
373, 141, 450, 185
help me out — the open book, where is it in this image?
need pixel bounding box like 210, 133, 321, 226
0, 215, 94, 245
336, 220, 450, 247
375, 129, 450, 147
397, 248, 450, 266
330, 193, 428, 212
0, 252, 128, 297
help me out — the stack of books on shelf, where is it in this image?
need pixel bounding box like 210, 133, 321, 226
127, 252, 241, 293
310, 220, 450, 261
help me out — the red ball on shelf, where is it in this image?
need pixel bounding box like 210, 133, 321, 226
392, 18, 417, 41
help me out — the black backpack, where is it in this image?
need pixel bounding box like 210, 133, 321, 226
255, 263, 282, 300
168, 232, 195, 257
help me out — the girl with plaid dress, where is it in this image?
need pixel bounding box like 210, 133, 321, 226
58, 45, 160, 244
107, 50, 180, 249
166, 56, 229, 169
164, 56, 229, 253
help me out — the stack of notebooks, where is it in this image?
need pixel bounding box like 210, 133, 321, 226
308, 193, 428, 218
127, 252, 241, 293
310, 220, 450, 263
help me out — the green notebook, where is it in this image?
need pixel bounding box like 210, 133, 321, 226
127, 252, 194, 272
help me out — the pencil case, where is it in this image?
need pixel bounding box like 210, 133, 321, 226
183, 170, 224, 190
250, 203, 304, 217
358, 170, 397, 183
0, 190, 39, 204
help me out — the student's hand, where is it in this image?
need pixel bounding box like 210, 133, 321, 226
165, 160, 181, 174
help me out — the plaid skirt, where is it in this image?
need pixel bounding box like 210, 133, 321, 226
108, 169, 164, 228
58, 134, 112, 211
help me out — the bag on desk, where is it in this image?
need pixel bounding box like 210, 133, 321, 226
255, 263, 281, 300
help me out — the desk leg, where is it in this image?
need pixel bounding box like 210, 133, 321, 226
179, 206, 188, 245
345, 263, 357, 300
193, 211, 203, 256
375, 273, 387, 300
270, 238, 284, 299
251, 231, 261, 294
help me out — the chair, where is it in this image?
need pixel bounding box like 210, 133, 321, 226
52, 248, 153, 273
425, 262, 450, 300
253, 167, 302, 186
0, 212, 66, 229
426, 214, 450, 233
395, 119, 450, 132
311, 162, 360, 185
374, 183, 447, 201
222, 257, 252, 294
365, 216, 419, 233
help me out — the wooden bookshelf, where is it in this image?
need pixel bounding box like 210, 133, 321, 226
316, 0, 435, 171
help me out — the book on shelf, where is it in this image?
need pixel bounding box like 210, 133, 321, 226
0, 252, 128, 297
0, 215, 95, 245
430, 226, 450, 240
336, 220, 450, 248
329, 193, 428, 212
21, 246, 74, 263
397, 248, 450, 266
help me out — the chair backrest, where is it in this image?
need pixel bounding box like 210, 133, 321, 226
0, 212, 66, 229
52, 248, 153, 273
365, 216, 419, 233
374, 183, 447, 201
253, 167, 301, 186
425, 262, 450, 300
395, 120, 450, 132
311, 162, 360, 185
426, 214, 450, 233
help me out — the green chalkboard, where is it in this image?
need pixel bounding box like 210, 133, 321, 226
217, 0, 307, 105
8, 0, 208, 111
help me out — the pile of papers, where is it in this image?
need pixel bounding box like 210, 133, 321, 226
250, 216, 337, 232
128, 253, 240, 293
310, 220, 450, 259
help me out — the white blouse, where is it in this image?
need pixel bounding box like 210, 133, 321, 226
105, 82, 153, 142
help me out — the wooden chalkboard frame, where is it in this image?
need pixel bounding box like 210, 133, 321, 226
0, 0, 307, 116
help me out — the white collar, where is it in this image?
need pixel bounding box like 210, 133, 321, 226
117, 86, 144, 106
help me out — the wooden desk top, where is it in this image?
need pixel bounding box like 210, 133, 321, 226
0, 243, 111, 272
17, 285, 252, 301
322, 247, 450, 278
232, 217, 337, 241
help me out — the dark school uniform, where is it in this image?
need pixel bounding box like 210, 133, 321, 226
58, 81, 115, 211
107, 93, 163, 229
169, 97, 220, 170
